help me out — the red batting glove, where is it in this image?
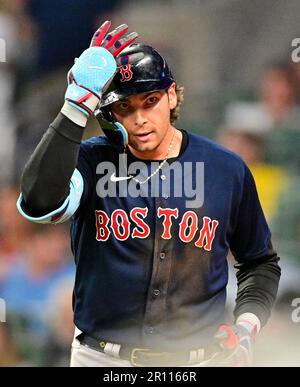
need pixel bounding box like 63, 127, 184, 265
90, 20, 138, 57
210, 323, 258, 367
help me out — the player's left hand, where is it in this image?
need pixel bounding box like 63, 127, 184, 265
208, 323, 257, 367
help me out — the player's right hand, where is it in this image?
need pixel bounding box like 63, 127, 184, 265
64, 21, 138, 117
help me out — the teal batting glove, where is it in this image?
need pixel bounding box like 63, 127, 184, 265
65, 21, 138, 117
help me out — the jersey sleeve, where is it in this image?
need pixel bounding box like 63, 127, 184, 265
17, 168, 84, 224
230, 163, 272, 262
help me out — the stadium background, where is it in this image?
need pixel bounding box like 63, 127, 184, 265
0, 0, 299, 366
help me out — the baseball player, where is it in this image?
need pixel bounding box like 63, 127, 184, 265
17, 21, 281, 367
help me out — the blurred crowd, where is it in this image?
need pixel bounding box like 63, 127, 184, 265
219, 58, 300, 366
0, 0, 300, 367
0, 0, 120, 367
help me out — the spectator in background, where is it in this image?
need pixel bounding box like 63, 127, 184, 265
289, 60, 300, 103
216, 129, 300, 322
217, 129, 300, 311
224, 61, 300, 133
0, 185, 30, 288
0, 185, 75, 367
0, 2, 18, 183
271, 176, 300, 261
42, 278, 74, 366
0, 317, 31, 366
217, 129, 288, 221
0, 223, 74, 337
270, 174, 300, 308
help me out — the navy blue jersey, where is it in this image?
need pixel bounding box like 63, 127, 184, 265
64, 131, 271, 350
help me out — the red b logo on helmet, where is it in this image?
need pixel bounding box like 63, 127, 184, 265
120, 65, 133, 82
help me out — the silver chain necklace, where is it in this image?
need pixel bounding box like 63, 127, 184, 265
123, 129, 176, 185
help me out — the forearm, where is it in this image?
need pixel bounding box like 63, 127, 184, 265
233, 250, 281, 327
20, 22, 137, 216
21, 111, 85, 215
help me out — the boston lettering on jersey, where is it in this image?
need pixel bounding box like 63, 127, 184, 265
95, 207, 219, 251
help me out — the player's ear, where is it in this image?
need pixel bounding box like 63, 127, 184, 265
167, 83, 177, 110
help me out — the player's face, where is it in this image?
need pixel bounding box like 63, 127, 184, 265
111, 83, 177, 159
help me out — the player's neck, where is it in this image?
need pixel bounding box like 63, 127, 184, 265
128, 126, 182, 161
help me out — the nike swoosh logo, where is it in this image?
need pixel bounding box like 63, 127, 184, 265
88, 57, 108, 70
88, 65, 104, 70
110, 172, 132, 182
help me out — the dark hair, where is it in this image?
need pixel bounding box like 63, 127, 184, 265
170, 84, 184, 123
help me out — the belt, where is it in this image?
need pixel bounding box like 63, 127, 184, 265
78, 333, 207, 367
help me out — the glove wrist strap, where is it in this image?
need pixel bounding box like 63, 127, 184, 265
61, 101, 89, 127
236, 312, 261, 338
82, 93, 100, 113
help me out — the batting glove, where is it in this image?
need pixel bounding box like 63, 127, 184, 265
64, 21, 138, 119
208, 322, 258, 367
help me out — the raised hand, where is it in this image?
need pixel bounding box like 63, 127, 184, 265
64, 21, 138, 118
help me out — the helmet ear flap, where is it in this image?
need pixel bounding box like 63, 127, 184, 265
98, 106, 115, 123
95, 108, 128, 149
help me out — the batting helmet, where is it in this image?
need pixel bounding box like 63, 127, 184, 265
99, 43, 175, 109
